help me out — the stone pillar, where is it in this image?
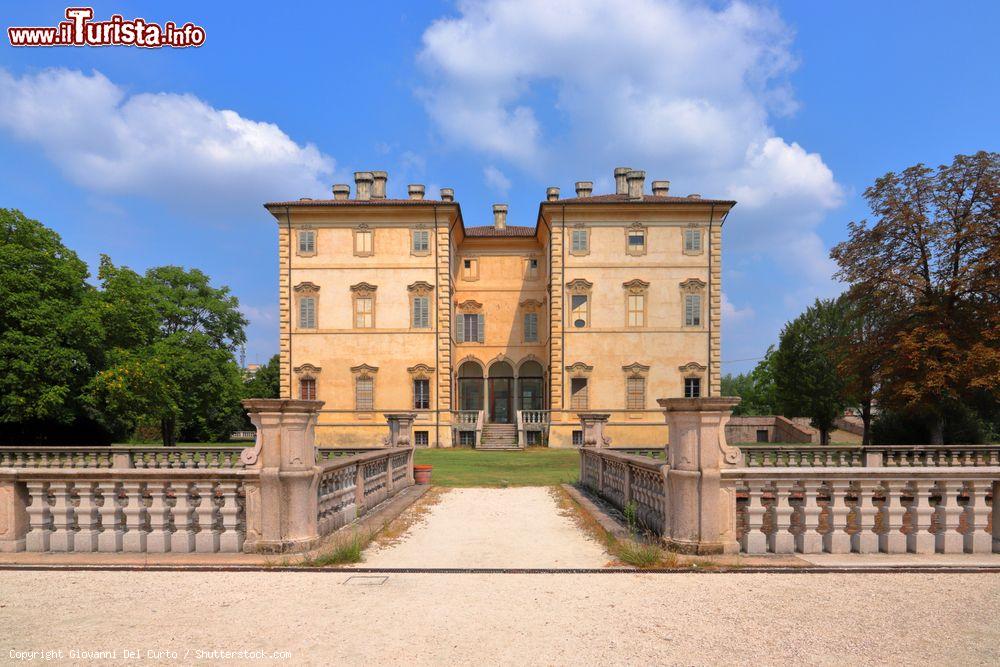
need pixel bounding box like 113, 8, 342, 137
658, 397, 741, 554
384, 413, 417, 448
577, 413, 611, 448
241, 398, 324, 553
0, 478, 28, 553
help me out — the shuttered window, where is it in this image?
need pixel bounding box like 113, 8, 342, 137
524, 312, 538, 342
298, 229, 315, 254
299, 378, 316, 400
413, 379, 430, 409
412, 230, 429, 253
457, 313, 484, 342
684, 228, 702, 252
570, 378, 589, 410
684, 294, 701, 327
572, 229, 588, 252
299, 297, 316, 329
356, 375, 374, 410
355, 229, 373, 255
412, 296, 430, 328
626, 376, 645, 410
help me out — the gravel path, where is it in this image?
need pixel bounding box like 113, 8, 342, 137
361, 487, 610, 568
2, 571, 997, 665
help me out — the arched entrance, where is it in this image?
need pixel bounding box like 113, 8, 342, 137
487, 361, 514, 423
517, 360, 545, 411
457, 360, 484, 412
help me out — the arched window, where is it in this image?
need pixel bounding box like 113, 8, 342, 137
518, 360, 545, 411
457, 360, 484, 412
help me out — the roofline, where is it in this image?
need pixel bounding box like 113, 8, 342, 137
535, 197, 736, 230
264, 200, 464, 228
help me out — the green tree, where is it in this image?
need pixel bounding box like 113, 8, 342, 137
831, 151, 999, 444
0, 209, 102, 431
773, 299, 851, 445
244, 354, 281, 399
722, 347, 778, 416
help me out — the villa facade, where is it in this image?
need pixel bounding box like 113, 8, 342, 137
266, 167, 734, 447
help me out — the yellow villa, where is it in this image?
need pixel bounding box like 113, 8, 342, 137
265, 167, 734, 448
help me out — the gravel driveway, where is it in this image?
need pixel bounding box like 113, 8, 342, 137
2, 571, 997, 665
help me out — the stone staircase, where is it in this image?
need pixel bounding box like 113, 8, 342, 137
478, 423, 520, 450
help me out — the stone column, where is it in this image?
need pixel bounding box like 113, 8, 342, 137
0, 478, 28, 553
241, 398, 324, 553
577, 413, 611, 448
658, 397, 741, 554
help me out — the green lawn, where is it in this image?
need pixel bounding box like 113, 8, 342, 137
413, 448, 580, 487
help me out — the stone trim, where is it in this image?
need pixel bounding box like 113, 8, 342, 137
625, 223, 647, 256
407, 363, 435, 381
351, 364, 378, 415
623, 279, 650, 329
353, 224, 374, 257
679, 361, 707, 376
682, 225, 704, 256
296, 228, 317, 257
566, 279, 592, 330
569, 224, 590, 256
293, 282, 320, 331
565, 362, 594, 378
410, 226, 431, 257
350, 282, 377, 330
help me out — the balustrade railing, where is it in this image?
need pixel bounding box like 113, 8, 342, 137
316, 447, 414, 537
9, 469, 248, 553
580, 448, 668, 536
0, 446, 248, 469
739, 445, 863, 467
520, 410, 550, 425
454, 411, 480, 426
725, 468, 998, 555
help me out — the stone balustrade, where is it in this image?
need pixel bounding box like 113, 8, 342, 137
0, 446, 247, 469
580, 448, 668, 536
738, 444, 1000, 468
725, 468, 998, 555
316, 447, 414, 537
739, 445, 863, 467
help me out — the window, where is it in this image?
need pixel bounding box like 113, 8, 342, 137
458, 431, 476, 447
571, 294, 589, 328
412, 229, 430, 254
354, 228, 373, 256
525, 258, 539, 280
572, 430, 584, 446
626, 376, 645, 410
756, 429, 769, 443
571, 228, 589, 254
299, 378, 316, 400
414, 431, 429, 447
412, 296, 430, 329
355, 296, 374, 328
570, 378, 589, 410
457, 313, 484, 343
684, 294, 702, 327
413, 379, 430, 409
462, 258, 478, 280
526, 431, 540, 446
626, 227, 646, 255
298, 229, 315, 255
299, 297, 316, 329
524, 312, 538, 342
684, 228, 702, 254
356, 375, 374, 410
627, 293, 645, 327
684, 377, 701, 398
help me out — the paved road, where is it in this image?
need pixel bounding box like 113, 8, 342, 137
362, 487, 610, 568
2, 571, 997, 665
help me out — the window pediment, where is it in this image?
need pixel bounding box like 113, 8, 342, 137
679, 278, 707, 291
622, 279, 650, 293
293, 282, 320, 293
350, 363, 379, 376
407, 364, 435, 380
622, 362, 650, 377
679, 361, 707, 375
519, 298, 545, 311
350, 282, 378, 295
457, 299, 483, 312
566, 278, 593, 292
407, 281, 434, 295
565, 362, 594, 377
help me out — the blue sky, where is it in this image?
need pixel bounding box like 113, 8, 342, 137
1, 1, 997, 372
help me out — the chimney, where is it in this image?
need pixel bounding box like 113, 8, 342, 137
440, 187, 454, 202
371, 170, 388, 199
614, 167, 631, 195
546, 187, 560, 202
493, 204, 508, 229
332, 184, 350, 200
626, 170, 645, 201
687, 193, 701, 199
575, 181, 593, 198
354, 171, 373, 200
408, 184, 425, 200
651, 180, 670, 197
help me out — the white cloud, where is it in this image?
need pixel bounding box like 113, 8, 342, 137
418, 0, 844, 361
722, 293, 754, 325
483, 164, 511, 193
0, 67, 336, 210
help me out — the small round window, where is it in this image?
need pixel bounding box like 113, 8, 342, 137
574, 318, 586, 328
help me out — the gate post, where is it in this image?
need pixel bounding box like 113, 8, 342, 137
578, 413, 611, 448
241, 398, 324, 553
658, 397, 741, 554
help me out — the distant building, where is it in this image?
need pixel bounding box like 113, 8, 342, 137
266, 167, 734, 447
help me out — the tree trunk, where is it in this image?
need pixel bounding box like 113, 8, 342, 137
929, 415, 945, 446
819, 428, 830, 446
161, 418, 177, 447
861, 400, 872, 447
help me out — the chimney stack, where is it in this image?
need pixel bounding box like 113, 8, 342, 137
575, 181, 593, 198
408, 184, 425, 200
493, 204, 508, 229
440, 187, 454, 202
626, 170, 645, 201
687, 193, 701, 199
371, 171, 388, 199
651, 180, 670, 197
546, 187, 560, 202
354, 171, 373, 200
614, 167, 631, 195
332, 184, 350, 200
